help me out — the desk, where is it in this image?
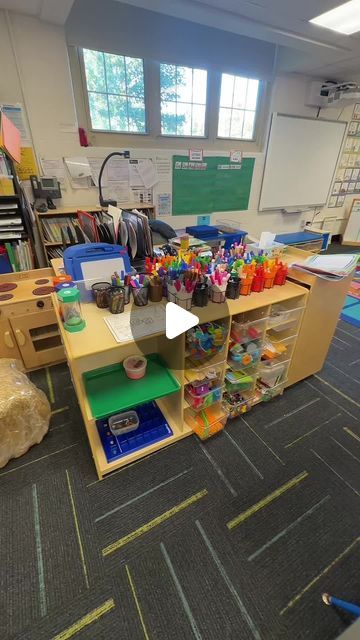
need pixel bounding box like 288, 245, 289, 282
275, 231, 328, 252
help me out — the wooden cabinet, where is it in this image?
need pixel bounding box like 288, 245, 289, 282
0, 318, 22, 361
9, 310, 64, 369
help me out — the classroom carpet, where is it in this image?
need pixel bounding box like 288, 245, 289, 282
2, 318, 360, 640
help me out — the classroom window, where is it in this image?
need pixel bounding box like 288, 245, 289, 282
83, 48, 146, 133
218, 73, 259, 140
160, 64, 207, 136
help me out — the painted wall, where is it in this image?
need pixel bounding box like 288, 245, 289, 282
0, 10, 353, 238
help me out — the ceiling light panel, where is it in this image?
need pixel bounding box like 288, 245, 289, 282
310, 0, 360, 34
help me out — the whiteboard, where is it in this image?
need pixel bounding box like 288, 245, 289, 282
259, 114, 346, 210
343, 199, 360, 244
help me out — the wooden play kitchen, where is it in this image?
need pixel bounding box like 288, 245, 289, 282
0, 268, 64, 369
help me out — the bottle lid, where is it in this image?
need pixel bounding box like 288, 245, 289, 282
57, 287, 80, 302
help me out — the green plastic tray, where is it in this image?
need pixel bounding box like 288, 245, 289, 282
83, 353, 180, 419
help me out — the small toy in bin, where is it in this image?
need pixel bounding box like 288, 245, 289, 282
123, 356, 147, 380
57, 287, 86, 332
186, 322, 226, 361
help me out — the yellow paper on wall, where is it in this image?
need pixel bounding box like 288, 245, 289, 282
0, 177, 15, 195
17, 146, 38, 180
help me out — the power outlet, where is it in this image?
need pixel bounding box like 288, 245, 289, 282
197, 215, 210, 225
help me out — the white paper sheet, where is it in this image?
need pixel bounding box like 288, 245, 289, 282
107, 157, 129, 182
158, 193, 171, 217
103, 182, 130, 203
108, 204, 122, 238
129, 160, 144, 186
154, 156, 172, 180
64, 156, 92, 179
137, 159, 158, 188
87, 157, 104, 187
258, 231, 276, 249
40, 157, 66, 186
104, 305, 166, 343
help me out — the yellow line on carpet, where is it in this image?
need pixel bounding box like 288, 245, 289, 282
126, 566, 150, 640
227, 471, 308, 530
280, 537, 360, 615
66, 470, 89, 589
52, 598, 115, 640
46, 367, 55, 404
102, 489, 208, 556
314, 375, 360, 408
51, 406, 69, 416
344, 427, 360, 443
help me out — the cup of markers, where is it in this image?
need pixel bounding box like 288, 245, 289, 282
131, 274, 149, 306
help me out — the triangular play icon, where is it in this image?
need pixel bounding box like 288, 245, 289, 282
165, 302, 199, 339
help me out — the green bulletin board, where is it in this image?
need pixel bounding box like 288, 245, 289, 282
172, 155, 255, 215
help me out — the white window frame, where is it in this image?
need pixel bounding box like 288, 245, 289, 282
158, 61, 209, 139
79, 47, 149, 136
216, 72, 263, 143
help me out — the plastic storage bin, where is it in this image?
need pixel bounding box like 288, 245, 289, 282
184, 403, 228, 440
268, 305, 303, 331
96, 401, 173, 462
223, 391, 253, 418
231, 316, 267, 343
185, 384, 223, 411
258, 360, 289, 388
184, 361, 224, 387
186, 322, 227, 362
225, 369, 257, 393
259, 381, 286, 402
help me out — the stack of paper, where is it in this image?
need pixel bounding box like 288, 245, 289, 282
290, 254, 358, 280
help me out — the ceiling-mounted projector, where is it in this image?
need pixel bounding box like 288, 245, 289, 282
306, 80, 360, 108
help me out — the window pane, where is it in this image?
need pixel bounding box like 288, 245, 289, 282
108, 95, 128, 131
246, 79, 259, 110
233, 77, 247, 109
128, 98, 146, 132
161, 101, 177, 135
160, 64, 177, 100
218, 107, 231, 137
83, 49, 106, 92
192, 104, 206, 136
88, 92, 109, 130
177, 66, 193, 103
193, 69, 207, 104
104, 53, 126, 95
230, 109, 244, 138
125, 57, 145, 99
176, 102, 192, 136
243, 110, 256, 139
220, 74, 234, 108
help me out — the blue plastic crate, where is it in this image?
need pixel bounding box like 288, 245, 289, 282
96, 401, 173, 463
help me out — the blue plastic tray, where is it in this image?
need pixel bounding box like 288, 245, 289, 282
96, 401, 173, 462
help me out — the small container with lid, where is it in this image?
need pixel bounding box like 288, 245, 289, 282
57, 287, 86, 332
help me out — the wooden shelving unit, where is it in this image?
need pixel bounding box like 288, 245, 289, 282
53, 280, 308, 479
35, 203, 156, 265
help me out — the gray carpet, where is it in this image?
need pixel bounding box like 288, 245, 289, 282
2, 318, 360, 640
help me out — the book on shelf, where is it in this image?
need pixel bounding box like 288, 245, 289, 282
3, 240, 34, 271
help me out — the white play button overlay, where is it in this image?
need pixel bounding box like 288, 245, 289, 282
166, 302, 199, 339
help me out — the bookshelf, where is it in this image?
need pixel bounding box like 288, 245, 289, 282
35, 204, 156, 265
0, 152, 35, 272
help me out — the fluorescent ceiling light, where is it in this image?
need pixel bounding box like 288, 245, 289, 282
310, 0, 360, 34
